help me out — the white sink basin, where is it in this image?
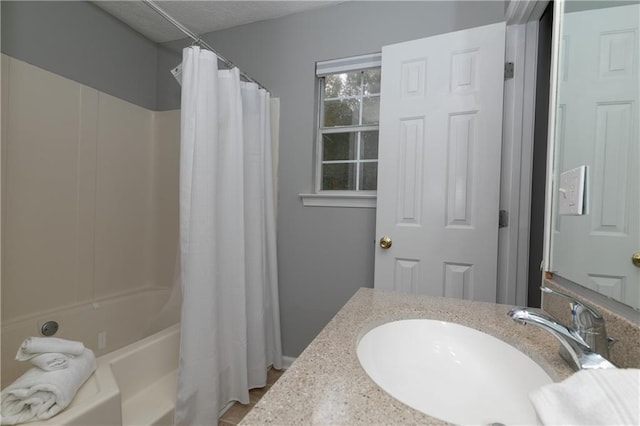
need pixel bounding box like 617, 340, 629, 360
357, 319, 552, 425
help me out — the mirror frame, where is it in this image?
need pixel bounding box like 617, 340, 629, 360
542, 0, 564, 275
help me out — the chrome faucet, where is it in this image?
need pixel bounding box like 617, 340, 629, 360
540, 286, 616, 358
508, 287, 616, 370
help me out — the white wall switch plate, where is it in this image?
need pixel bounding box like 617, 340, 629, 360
558, 165, 587, 215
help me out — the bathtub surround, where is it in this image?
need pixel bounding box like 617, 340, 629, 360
1, 55, 180, 387
1, 288, 176, 389
176, 47, 282, 424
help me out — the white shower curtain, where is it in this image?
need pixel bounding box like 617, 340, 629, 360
175, 46, 282, 426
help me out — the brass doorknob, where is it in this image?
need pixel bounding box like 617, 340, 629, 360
379, 236, 392, 249
632, 252, 640, 268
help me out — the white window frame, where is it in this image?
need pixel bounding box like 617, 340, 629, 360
300, 53, 381, 208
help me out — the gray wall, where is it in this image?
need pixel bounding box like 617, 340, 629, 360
1, 1, 159, 110
156, 45, 183, 111
162, 1, 505, 357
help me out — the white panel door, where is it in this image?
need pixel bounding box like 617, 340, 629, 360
552, 5, 639, 308
374, 23, 506, 302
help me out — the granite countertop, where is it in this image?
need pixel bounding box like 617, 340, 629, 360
240, 288, 574, 425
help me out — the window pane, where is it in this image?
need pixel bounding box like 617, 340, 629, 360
324, 99, 360, 127
362, 96, 380, 125
323, 133, 357, 161
363, 69, 381, 95
317, 65, 380, 193
361, 131, 378, 159
360, 162, 378, 190
324, 71, 362, 99
322, 163, 356, 190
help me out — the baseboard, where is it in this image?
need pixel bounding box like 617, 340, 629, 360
219, 400, 235, 417
281, 356, 296, 369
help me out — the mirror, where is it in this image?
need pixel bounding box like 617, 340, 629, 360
548, 0, 639, 310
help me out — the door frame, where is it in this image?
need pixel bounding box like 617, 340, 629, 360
499, 0, 550, 305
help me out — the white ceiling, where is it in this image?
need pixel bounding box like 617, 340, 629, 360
93, 1, 343, 43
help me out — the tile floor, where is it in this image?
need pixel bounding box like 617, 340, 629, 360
218, 368, 285, 425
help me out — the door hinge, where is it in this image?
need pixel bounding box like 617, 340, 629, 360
504, 62, 514, 80
499, 210, 509, 228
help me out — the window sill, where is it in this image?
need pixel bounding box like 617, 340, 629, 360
299, 193, 376, 208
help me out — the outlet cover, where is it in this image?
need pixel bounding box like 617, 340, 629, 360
558, 165, 586, 215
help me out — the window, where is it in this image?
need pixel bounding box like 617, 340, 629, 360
319, 68, 381, 191
301, 53, 381, 208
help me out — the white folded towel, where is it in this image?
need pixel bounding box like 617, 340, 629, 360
15, 337, 84, 361
1, 349, 96, 425
29, 353, 72, 372
530, 368, 640, 426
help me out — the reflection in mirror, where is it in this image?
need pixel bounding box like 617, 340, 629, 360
550, 1, 639, 310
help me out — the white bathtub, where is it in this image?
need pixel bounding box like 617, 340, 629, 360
32, 323, 180, 426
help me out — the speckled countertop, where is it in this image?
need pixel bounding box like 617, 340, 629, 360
240, 288, 574, 425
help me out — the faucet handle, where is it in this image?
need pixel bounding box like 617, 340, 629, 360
540, 286, 603, 322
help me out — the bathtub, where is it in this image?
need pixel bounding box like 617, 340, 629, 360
32, 323, 180, 426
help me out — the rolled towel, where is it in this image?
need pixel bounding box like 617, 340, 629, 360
1, 348, 96, 425
529, 368, 640, 426
29, 353, 72, 372
15, 337, 84, 361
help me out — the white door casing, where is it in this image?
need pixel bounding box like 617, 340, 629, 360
551, 5, 639, 308
374, 23, 506, 302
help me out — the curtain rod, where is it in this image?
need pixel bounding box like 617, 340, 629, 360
142, 0, 269, 92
